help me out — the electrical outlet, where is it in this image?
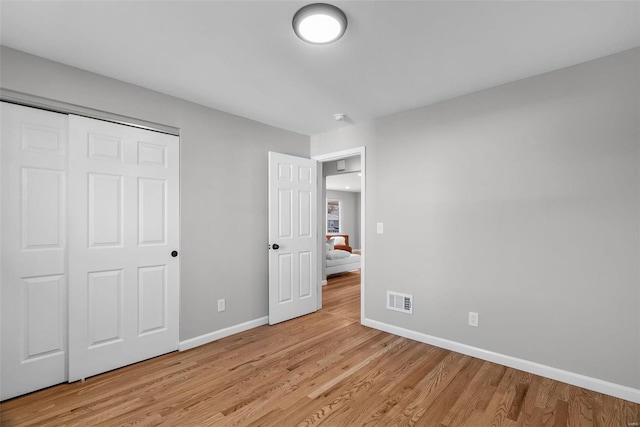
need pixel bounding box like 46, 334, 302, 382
377, 222, 384, 234
218, 299, 226, 312
468, 312, 479, 327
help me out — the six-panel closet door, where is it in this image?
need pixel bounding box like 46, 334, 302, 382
1, 103, 180, 400
67, 115, 180, 382
1, 103, 69, 400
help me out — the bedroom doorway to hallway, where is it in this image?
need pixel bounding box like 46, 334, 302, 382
312, 147, 365, 324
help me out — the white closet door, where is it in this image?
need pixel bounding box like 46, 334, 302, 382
68, 115, 179, 382
1, 103, 68, 400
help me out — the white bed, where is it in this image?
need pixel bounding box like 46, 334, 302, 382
325, 239, 361, 276
326, 253, 361, 275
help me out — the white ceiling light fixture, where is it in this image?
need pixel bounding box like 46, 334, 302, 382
293, 3, 348, 44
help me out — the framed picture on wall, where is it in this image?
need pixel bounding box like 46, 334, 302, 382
327, 200, 340, 233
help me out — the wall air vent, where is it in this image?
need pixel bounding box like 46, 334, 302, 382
387, 291, 413, 314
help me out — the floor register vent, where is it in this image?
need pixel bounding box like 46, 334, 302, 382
387, 291, 413, 314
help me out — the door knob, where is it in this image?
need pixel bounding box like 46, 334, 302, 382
171, 250, 178, 257
272, 244, 280, 250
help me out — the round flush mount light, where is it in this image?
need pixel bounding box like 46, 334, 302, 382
293, 3, 348, 44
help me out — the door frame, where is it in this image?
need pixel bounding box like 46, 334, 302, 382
312, 147, 366, 324
0, 104, 3, 400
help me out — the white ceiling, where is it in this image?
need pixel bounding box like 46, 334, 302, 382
1, 1, 639, 136
327, 172, 361, 192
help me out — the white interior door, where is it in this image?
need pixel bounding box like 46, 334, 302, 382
268, 152, 318, 325
1, 103, 69, 400
68, 115, 179, 381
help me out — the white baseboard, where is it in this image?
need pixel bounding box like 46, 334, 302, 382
321, 280, 327, 286
179, 316, 269, 352
363, 318, 640, 404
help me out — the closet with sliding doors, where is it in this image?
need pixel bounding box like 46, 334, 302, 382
1, 102, 180, 400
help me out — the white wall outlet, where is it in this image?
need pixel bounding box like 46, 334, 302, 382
218, 299, 226, 312
377, 222, 384, 234
468, 312, 479, 327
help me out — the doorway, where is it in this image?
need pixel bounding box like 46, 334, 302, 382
312, 147, 365, 323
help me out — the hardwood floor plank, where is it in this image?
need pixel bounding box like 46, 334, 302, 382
297, 368, 386, 426
2, 270, 639, 426
548, 399, 570, 427
514, 375, 543, 427
479, 366, 520, 426
508, 383, 529, 421
307, 336, 404, 400
441, 360, 505, 426
418, 357, 486, 425
379, 352, 473, 425
273, 333, 398, 411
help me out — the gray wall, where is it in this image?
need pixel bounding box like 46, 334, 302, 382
326, 190, 360, 249
311, 48, 640, 389
0, 46, 310, 341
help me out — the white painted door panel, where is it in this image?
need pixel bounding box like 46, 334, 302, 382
1, 103, 68, 400
68, 115, 179, 382
268, 152, 317, 325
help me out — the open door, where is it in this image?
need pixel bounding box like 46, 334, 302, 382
268, 152, 318, 325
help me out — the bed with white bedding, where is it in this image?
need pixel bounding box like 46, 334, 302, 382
325, 239, 361, 276
326, 253, 361, 275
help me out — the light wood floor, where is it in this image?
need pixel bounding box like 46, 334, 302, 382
1, 271, 638, 426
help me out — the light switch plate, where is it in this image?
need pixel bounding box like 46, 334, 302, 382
377, 222, 384, 234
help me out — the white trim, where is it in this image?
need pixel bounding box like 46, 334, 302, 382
313, 147, 366, 324
1, 89, 180, 136
321, 280, 328, 286
312, 148, 363, 162
364, 318, 640, 404
178, 316, 268, 352
0, 103, 3, 400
